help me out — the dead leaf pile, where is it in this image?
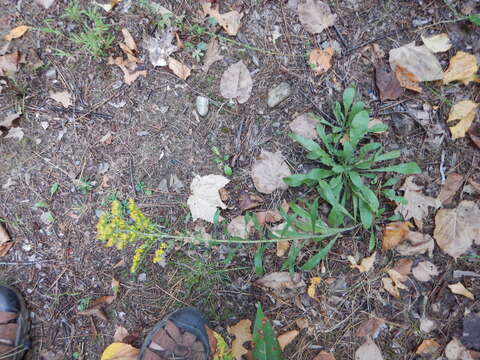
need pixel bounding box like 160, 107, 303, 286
220, 60, 252, 104
298, 0, 337, 34
109, 28, 146, 85
434, 200, 480, 258
251, 150, 291, 194
201, 3, 243, 36
187, 174, 230, 223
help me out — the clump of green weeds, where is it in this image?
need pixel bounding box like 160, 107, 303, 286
284, 87, 421, 236
211, 146, 233, 176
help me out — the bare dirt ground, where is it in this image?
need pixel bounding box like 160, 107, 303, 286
1, 0, 480, 359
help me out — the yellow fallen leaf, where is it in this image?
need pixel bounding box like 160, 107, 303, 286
447, 100, 479, 139
227, 319, 252, 360
168, 57, 191, 80
309, 48, 334, 76
448, 282, 474, 300
348, 252, 376, 273
100, 343, 139, 360
4, 25, 30, 41
416, 339, 441, 355
307, 277, 321, 298
278, 330, 299, 351
443, 51, 478, 85
421, 33, 452, 53
276, 240, 289, 257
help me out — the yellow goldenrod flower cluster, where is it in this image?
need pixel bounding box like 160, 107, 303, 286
96, 198, 168, 273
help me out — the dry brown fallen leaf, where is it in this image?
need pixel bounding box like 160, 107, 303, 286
220, 60, 252, 104
0, 242, 14, 257
49, 90, 72, 108
395, 65, 422, 92
228, 319, 252, 360
187, 174, 230, 223
393, 258, 413, 279
202, 38, 223, 73
448, 282, 475, 300
389, 43, 443, 82
119, 28, 138, 63
309, 48, 334, 76
375, 63, 404, 101
227, 216, 254, 239
443, 51, 478, 85
145, 30, 178, 67
4, 26, 30, 41
278, 330, 299, 351
0, 224, 10, 245
113, 326, 129, 343
421, 33, 452, 53
445, 337, 474, 360
467, 178, 480, 194
469, 123, 480, 149
382, 221, 413, 251
289, 113, 319, 140
382, 269, 408, 298
251, 150, 291, 194
256, 272, 305, 290
412, 261, 439, 282
447, 100, 479, 139
395, 177, 441, 230
438, 173, 463, 205
434, 200, 480, 258
238, 192, 264, 212
307, 277, 321, 298
396, 231, 435, 257
108, 56, 147, 85
348, 252, 376, 273
167, 57, 191, 80
297, 0, 337, 35
355, 317, 385, 338
313, 351, 336, 360
355, 336, 384, 360
201, 3, 243, 36
416, 339, 441, 355
0, 51, 21, 76
255, 209, 282, 226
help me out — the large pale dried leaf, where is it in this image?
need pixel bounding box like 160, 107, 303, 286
443, 51, 478, 85
412, 261, 439, 282
298, 0, 337, 34
313, 351, 336, 360
445, 338, 474, 360
100, 342, 139, 360
421, 33, 452, 53
227, 320, 252, 360
202, 38, 223, 73
389, 43, 443, 81
220, 60, 252, 104
34, 0, 55, 9
434, 200, 480, 258
396, 231, 435, 257
348, 252, 376, 273
251, 150, 291, 194
108, 56, 147, 85
289, 113, 319, 140
448, 282, 474, 300
355, 336, 384, 360
168, 57, 191, 80
355, 317, 385, 338
438, 173, 463, 205
187, 174, 229, 223
0, 224, 10, 245
201, 3, 243, 36
395, 65, 422, 93
307, 277, 321, 298
145, 30, 178, 67
4, 26, 30, 41
113, 326, 129, 342
381, 221, 412, 251
256, 272, 305, 290
416, 339, 441, 355
309, 48, 334, 76
375, 63, 404, 101
227, 216, 254, 239
395, 177, 441, 229
0, 51, 21, 75
447, 100, 478, 139
0, 242, 14, 257
49, 91, 72, 108
278, 330, 298, 351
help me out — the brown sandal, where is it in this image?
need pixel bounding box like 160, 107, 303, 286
0, 285, 30, 360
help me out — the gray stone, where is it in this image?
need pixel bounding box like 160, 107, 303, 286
138, 273, 147, 282
267, 82, 291, 108
196, 96, 209, 116
45, 68, 57, 80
